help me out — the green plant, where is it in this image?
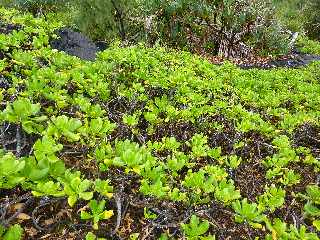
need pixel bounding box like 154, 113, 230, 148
10, 0, 68, 16
79, 117, 116, 143
218, 155, 242, 169
94, 179, 113, 199
32, 180, 64, 197
300, 185, 320, 221
183, 169, 215, 195
0, 152, 25, 188
214, 179, 241, 205
0, 224, 23, 240
280, 169, 301, 186
140, 179, 170, 199
33, 136, 63, 165
1, 7, 320, 238
46, 115, 82, 142
60, 170, 93, 206
298, 36, 320, 55
85, 232, 106, 240
140, 0, 289, 57
302, 0, 320, 40
123, 113, 139, 128
181, 215, 214, 240
1, 98, 47, 134
144, 207, 158, 220
232, 198, 266, 228
258, 185, 285, 212
265, 218, 319, 240
189, 133, 209, 158
81, 199, 114, 230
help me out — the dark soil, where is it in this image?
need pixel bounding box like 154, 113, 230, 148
0, 123, 38, 157
293, 123, 320, 158
235, 161, 267, 202
235, 132, 275, 160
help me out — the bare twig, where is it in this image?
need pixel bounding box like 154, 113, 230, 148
111, 193, 123, 236
289, 32, 299, 50
15, 124, 22, 157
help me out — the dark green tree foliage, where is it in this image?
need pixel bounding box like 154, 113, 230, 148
71, 0, 137, 41
141, 0, 289, 58
8, 0, 67, 16
303, 0, 320, 40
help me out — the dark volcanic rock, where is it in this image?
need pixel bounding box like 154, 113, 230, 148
0, 21, 22, 34
50, 28, 98, 61
239, 54, 320, 70
95, 41, 108, 51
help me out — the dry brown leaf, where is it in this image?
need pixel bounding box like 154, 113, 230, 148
40, 234, 52, 239
44, 218, 55, 226
17, 213, 31, 220
25, 227, 38, 237
12, 203, 24, 210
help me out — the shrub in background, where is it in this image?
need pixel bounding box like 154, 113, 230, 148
273, 0, 320, 41
272, 0, 306, 32
303, 0, 320, 40
70, 0, 140, 42
139, 0, 289, 58
1, 0, 293, 58
3, 0, 69, 16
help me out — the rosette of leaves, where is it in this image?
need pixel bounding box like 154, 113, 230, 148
80, 199, 114, 230
181, 215, 215, 240
1, 98, 47, 134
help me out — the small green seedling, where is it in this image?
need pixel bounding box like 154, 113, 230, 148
232, 198, 266, 229
85, 232, 106, 240
181, 215, 214, 239
81, 199, 114, 230
61, 170, 93, 207
144, 207, 158, 220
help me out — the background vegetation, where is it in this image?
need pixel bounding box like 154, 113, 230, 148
1, 0, 319, 57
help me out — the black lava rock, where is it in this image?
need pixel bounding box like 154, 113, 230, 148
239, 54, 320, 70
50, 28, 98, 61
0, 21, 22, 34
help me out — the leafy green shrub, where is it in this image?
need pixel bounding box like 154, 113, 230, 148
273, 0, 320, 41
296, 36, 320, 55
67, 0, 289, 57
181, 215, 215, 239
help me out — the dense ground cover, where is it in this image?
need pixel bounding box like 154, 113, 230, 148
0, 7, 320, 240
